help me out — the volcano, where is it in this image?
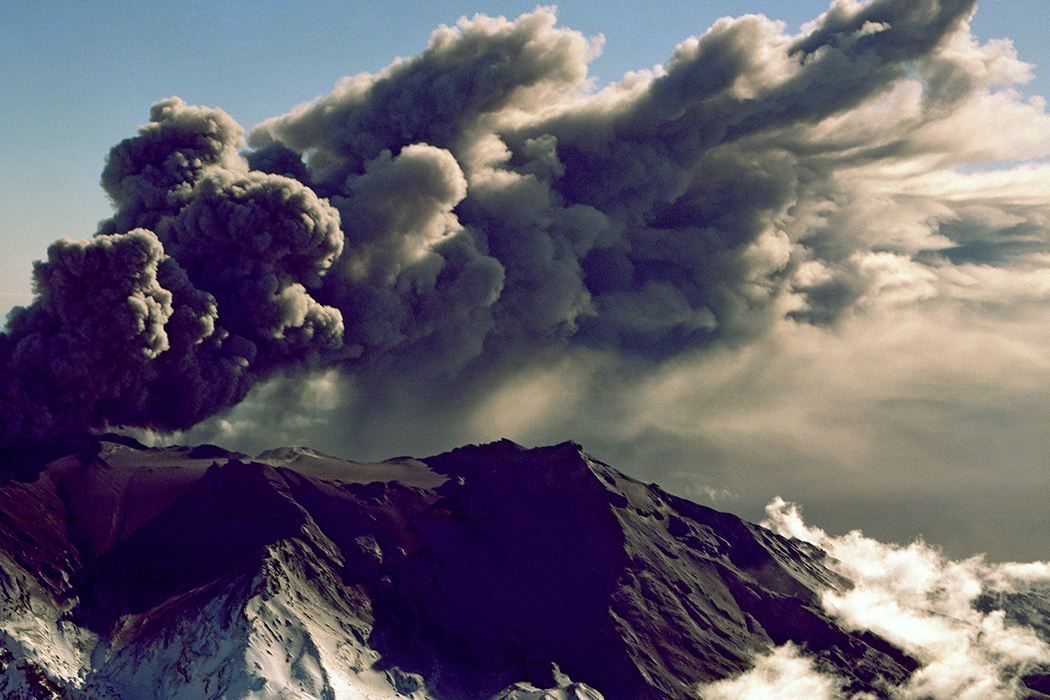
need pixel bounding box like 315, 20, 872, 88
0, 436, 954, 699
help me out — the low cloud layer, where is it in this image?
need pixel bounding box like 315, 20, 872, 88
704, 499, 1050, 699
697, 643, 848, 700
3, 0, 1050, 556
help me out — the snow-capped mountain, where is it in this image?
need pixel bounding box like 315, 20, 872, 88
0, 436, 1044, 699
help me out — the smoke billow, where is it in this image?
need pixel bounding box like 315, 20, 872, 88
2, 0, 1047, 451
1, 99, 347, 444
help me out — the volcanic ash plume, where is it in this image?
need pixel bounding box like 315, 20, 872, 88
4, 0, 1048, 448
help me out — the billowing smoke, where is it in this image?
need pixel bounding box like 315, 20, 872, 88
0, 101, 346, 443
1, 0, 1045, 453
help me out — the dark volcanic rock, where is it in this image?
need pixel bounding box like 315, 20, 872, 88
0, 438, 919, 699
403, 440, 916, 699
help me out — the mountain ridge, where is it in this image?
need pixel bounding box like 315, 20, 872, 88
0, 436, 921, 699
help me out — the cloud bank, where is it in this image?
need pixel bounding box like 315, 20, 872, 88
700, 499, 1050, 700
697, 643, 850, 700
2, 0, 1050, 557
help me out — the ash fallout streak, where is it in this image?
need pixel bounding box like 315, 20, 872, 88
0, 0, 1045, 459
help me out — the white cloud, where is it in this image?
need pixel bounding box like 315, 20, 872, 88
696, 643, 849, 700
763, 498, 1050, 700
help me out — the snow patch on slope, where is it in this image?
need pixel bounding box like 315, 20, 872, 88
80, 537, 408, 700
255, 447, 447, 489
0, 552, 94, 689
490, 682, 605, 700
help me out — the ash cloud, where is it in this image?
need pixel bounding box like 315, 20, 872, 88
2, 0, 1049, 456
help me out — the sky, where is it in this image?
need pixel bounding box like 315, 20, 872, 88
2, 0, 1050, 563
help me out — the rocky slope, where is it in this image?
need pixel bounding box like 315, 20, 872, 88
0, 436, 921, 699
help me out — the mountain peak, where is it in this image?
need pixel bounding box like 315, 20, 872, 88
0, 438, 917, 699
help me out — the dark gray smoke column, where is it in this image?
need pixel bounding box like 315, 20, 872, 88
0, 99, 345, 444
0, 0, 979, 445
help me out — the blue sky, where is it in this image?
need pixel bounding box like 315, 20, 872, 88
1, 0, 1045, 308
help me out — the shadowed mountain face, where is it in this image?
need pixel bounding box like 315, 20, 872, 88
0, 437, 918, 699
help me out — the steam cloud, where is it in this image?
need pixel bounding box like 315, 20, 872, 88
2, 0, 1047, 451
